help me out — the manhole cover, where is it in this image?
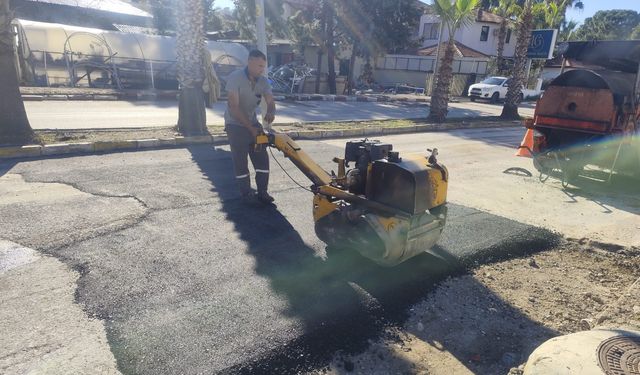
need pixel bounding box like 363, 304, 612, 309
598, 335, 640, 375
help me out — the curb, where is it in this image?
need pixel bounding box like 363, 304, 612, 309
23, 92, 430, 104
0, 121, 520, 161
275, 94, 430, 104
20, 93, 180, 101
20, 90, 180, 102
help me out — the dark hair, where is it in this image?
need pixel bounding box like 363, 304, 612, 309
248, 49, 267, 61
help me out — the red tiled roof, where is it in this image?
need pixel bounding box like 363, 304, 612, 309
417, 41, 489, 59
476, 9, 506, 24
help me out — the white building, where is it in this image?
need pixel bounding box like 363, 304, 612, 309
418, 9, 516, 58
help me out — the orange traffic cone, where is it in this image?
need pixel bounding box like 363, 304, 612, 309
515, 129, 533, 157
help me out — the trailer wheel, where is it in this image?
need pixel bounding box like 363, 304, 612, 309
534, 157, 551, 182
490, 92, 500, 104
470, 97, 476, 102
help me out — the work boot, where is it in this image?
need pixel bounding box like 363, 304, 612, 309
240, 191, 260, 206
256, 191, 275, 205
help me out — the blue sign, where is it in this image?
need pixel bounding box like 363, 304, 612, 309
527, 29, 558, 59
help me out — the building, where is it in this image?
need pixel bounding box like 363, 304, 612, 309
11, 0, 154, 31
418, 9, 516, 58
372, 8, 515, 94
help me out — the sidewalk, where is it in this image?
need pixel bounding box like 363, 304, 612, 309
20, 86, 179, 102
20, 86, 434, 104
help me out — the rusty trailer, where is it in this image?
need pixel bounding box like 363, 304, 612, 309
526, 41, 640, 184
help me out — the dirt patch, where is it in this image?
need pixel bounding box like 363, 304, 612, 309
35, 127, 184, 145
314, 239, 640, 375
29, 117, 513, 146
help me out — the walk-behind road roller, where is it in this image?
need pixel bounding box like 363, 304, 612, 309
256, 132, 448, 267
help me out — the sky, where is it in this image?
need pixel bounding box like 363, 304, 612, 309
565, 0, 640, 25
216, 0, 235, 9
214, 0, 640, 26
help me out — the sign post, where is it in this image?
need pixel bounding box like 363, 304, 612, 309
255, 0, 267, 60
525, 29, 558, 89
526, 29, 558, 60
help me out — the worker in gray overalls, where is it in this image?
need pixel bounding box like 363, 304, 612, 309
224, 50, 276, 204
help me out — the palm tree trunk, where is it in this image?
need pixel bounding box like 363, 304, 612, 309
176, 0, 207, 136
0, 0, 34, 145
496, 20, 507, 74
501, 0, 533, 120
427, 39, 456, 123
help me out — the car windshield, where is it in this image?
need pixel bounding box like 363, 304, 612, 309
481, 77, 507, 85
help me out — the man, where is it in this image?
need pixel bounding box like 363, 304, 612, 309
224, 49, 276, 204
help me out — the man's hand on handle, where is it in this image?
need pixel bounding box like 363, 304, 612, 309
264, 112, 275, 125
263, 93, 276, 130
249, 126, 260, 139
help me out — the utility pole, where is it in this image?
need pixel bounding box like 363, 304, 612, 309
255, 0, 269, 126
255, 0, 267, 65
525, 59, 532, 88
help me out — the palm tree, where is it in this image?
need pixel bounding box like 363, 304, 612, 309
543, 0, 583, 28
500, 0, 534, 119
0, 0, 34, 145
499, 0, 581, 119
564, 0, 583, 10
232, 0, 287, 41
558, 19, 578, 41
428, 0, 480, 123
175, 0, 207, 135
491, 0, 521, 74
543, 0, 564, 27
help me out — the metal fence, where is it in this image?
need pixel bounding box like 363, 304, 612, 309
15, 19, 247, 90
376, 55, 489, 75
23, 50, 243, 90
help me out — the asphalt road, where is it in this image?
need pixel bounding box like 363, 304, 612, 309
0, 130, 560, 374
23, 99, 536, 130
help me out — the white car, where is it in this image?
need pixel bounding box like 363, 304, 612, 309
468, 77, 525, 103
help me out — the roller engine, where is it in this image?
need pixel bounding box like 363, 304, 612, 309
257, 134, 448, 267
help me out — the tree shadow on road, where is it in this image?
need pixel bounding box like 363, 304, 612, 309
546, 168, 640, 217
187, 145, 464, 371
109, 98, 431, 125
445, 125, 524, 148
327, 276, 561, 375
0, 161, 17, 179
187, 145, 561, 374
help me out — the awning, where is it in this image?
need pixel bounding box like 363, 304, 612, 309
559, 40, 640, 74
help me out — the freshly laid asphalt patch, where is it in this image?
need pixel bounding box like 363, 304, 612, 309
0, 144, 560, 374
219, 204, 560, 374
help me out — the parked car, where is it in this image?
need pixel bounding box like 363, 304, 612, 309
468, 76, 538, 104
